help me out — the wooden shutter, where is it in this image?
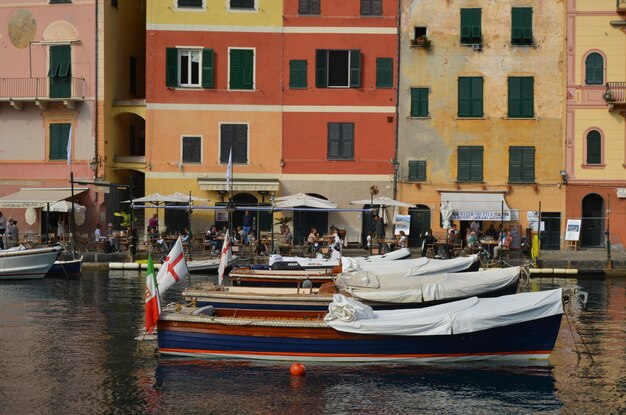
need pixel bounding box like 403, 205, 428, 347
220, 125, 234, 163
471, 9, 481, 40
242, 49, 254, 90
182, 137, 201, 163
341, 123, 354, 159
508, 147, 522, 182
372, 0, 382, 15
521, 77, 533, 117
508, 77, 521, 117
411, 88, 428, 117
460, 9, 471, 41
471, 77, 483, 117
201, 49, 214, 88
49, 123, 70, 160
376, 58, 392, 88
470, 146, 483, 181
289, 60, 307, 88
586, 131, 601, 164
229, 49, 252, 90
349, 50, 361, 88
166, 48, 178, 87
361, 0, 371, 15
521, 147, 535, 182
409, 160, 426, 181
310, 0, 320, 14
458, 78, 470, 117
58, 46, 71, 77
410, 88, 419, 117
457, 147, 471, 181
315, 49, 327, 88
233, 125, 248, 163
328, 123, 340, 159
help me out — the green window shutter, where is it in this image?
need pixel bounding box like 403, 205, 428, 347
220, 125, 234, 163
458, 147, 471, 182
289, 60, 307, 88
178, 0, 203, 7
461, 9, 481, 43
460, 9, 471, 41
242, 49, 254, 90
512, 8, 532, 45
521, 146, 535, 182
58, 46, 71, 77
49, 123, 70, 160
471, 77, 483, 117
182, 136, 201, 163
509, 77, 533, 118
233, 125, 248, 163
458, 78, 470, 117
585, 53, 603, 85
328, 123, 340, 159
166, 48, 178, 87
230, 49, 253, 90
328, 123, 354, 160
410, 88, 428, 117
409, 160, 426, 181
521, 77, 534, 117
361, 0, 382, 16
342, 123, 354, 159
458, 77, 482, 117
509, 147, 522, 182
471, 9, 481, 41
201, 49, 214, 88
586, 130, 602, 164
508, 77, 520, 117
376, 58, 393, 88
349, 50, 361, 88
470, 146, 483, 181
458, 146, 483, 182
315, 49, 327, 88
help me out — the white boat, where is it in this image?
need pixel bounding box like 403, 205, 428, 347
187, 255, 239, 273
342, 254, 480, 277
266, 248, 412, 271
0, 245, 64, 280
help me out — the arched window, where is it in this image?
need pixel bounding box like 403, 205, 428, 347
585, 53, 604, 85
586, 130, 602, 165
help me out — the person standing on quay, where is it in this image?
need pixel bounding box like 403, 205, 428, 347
0, 211, 6, 249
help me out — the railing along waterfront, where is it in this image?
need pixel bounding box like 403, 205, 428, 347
605, 82, 626, 104
0, 77, 85, 100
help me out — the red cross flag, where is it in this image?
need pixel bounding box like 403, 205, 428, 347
156, 236, 188, 295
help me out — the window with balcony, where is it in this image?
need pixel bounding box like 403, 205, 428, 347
460, 8, 481, 44
508, 146, 535, 183
299, 0, 320, 15
457, 146, 483, 182
316, 49, 361, 88
230, 0, 255, 9
410, 87, 429, 117
165, 48, 214, 88
376, 58, 393, 88
408, 160, 427, 181
220, 124, 248, 164
586, 130, 602, 165
49, 123, 71, 160
328, 122, 354, 160
48, 45, 72, 98
511, 8, 532, 45
585, 53, 604, 85
508, 77, 534, 118
229, 48, 254, 90
182, 136, 202, 164
458, 77, 483, 118
361, 0, 382, 16
289, 60, 308, 88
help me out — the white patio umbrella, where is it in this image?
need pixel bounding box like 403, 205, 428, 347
274, 193, 337, 209
43, 200, 86, 212
125, 193, 183, 204
165, 192, 209, 203
350, 196, 414, 208
440, 201, 453, 230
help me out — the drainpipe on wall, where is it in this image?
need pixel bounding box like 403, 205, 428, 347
392, 0, 401, 200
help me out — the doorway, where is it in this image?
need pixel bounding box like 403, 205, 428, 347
540, 212, 561, 250
581, 193, 604, 247
408, 205, 431, 247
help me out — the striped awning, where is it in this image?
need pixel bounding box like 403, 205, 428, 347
0, 188, 88, 208
198, 178, 279, 192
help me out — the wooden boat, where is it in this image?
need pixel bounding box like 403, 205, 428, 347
184, 267, 521, 313
229, 267, 338, 288
46, 256, 82, 279
0, 245, 64, 280
266, 248, 412, 271
157, 289, 564, 362
187, 255, 239, 273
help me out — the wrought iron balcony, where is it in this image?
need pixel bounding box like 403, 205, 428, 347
618, 0, 626, 11
0, 77, 85, 109
604, 82, 626, 111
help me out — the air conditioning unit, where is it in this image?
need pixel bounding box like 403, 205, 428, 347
472, 43, 483, 51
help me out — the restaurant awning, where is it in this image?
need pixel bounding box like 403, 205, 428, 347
0, 188, 88, 209
198, 178, 280, 192
440, 191, 512, 221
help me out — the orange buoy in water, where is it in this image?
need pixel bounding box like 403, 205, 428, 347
290, 362, 306, 377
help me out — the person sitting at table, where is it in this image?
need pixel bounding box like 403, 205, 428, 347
307, 227, 320, 253
94, 223, 106, 243
283, 226, 293, 245
205, 225, 219, 253
493, 231, 512, 259
328, 225, 342, 259
465, 231, 479, 253
447, 223, 459, 242
106, 223, 120, 252
397, 230, 408, 249
421, 230, 438, 257
181, 226, 192, 244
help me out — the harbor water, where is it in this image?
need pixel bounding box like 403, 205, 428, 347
0, 270, 624, 414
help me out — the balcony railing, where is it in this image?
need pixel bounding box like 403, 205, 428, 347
0, 77, 85, 101
605, 82, 626, 110
618, 0, 626, 10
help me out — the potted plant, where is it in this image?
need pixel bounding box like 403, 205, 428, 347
412, 35, 432, 48
113, 211, 136, 230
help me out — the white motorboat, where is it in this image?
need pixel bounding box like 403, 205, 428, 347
266, 248, 412, 271
341, 254, 480, 277
187, 255, 239, 273
0, 245, 64, 280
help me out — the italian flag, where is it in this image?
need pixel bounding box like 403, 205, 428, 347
144, 253, 161, 334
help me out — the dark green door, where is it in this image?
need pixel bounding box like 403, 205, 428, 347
49, 45, 71, 98
409, 205, 431, 248
581, 194, 604, 247
540, 212, 561, 250
294, 211, 328, 246
360, 205, 378, 247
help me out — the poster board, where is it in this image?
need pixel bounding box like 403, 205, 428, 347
394, 214, 410, 235
565, 219, 581, 241
509, 223, 522, 249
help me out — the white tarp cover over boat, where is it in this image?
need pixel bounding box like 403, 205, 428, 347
342, 267, 520, 303
341, 255, 478, 283
440, 192, 512, 221
325, 289, 563, 336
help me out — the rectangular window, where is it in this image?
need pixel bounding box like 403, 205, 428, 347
49, 123, 71, 160
361, 0, 382, 16
230, 0, 254, 9
178, 0, 203, 7
508, 146, 535, 183
229, 48, 254, 90
457, 146, 483, 182
315, 49, 361, 88
165, 48, 213, 88
458, 77, 483, 118
289, 60, 308, 88
220, 124, 248, 164
460, 8, 482, 44
49, 0, 71, 3
182, 136, 202, 163
408, 160, 427, 181
410, 87, 429, 117
376, 58, 393, 88
511, 8, 532, 46
298, 0, 320, 15
328, 122, 354, 160
48, 45, 71, 98
508, 77, 534, 118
